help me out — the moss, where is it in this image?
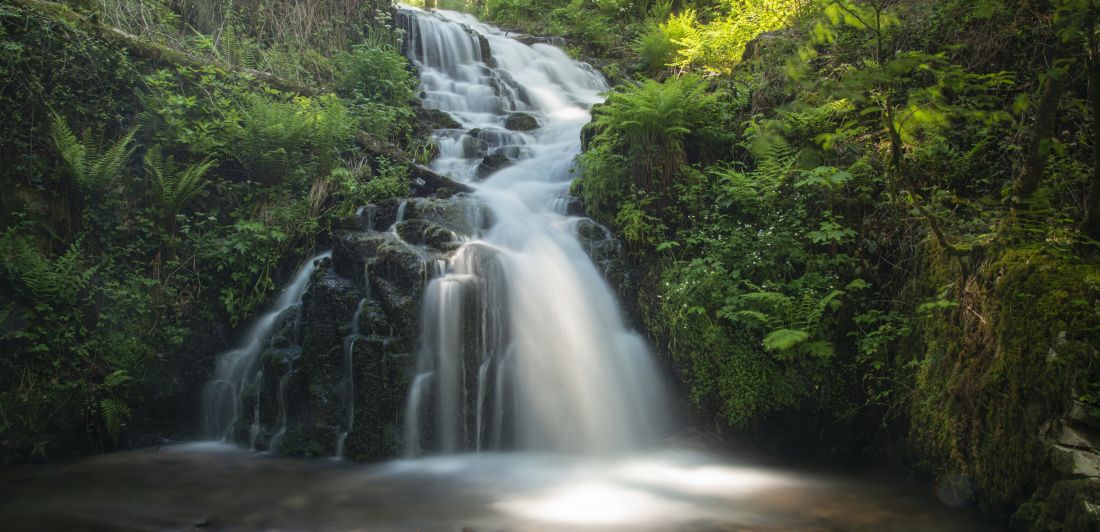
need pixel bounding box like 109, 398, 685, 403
907, 244, 1100, 525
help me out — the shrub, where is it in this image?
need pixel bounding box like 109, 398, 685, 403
633, 10, 696, 75
589, 74, 714, 194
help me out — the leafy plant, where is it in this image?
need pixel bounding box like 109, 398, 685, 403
143, 145, 215, 234
50, 112, 136, 196
633, 10, 696, 75
590, 74, 714, 194
731, 287, 846, 359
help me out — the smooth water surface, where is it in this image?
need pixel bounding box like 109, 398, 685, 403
0, 443, 1003, 531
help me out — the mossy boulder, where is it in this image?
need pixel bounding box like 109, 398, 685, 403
906, 245, 1100, 527
504, 112, 539, 131
477, 152, 512, 179
396, 218, 458, 251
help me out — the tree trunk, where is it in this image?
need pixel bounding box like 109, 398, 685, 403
1081, 29, 1100, 239
1015, 69, 1065, 201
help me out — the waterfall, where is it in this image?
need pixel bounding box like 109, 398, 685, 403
202, 251, 330, 442
398, 6, 667, 455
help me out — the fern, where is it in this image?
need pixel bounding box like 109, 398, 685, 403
5, 239, 95, 304
593, 75, 714, 193
747, 129, 799, 185
733, 288, 844, 360
99, 398, 130, 442
763, 329, 811, 351
144, 146, 214, 230
218, 24, 257, 70
50, 112, 136, 195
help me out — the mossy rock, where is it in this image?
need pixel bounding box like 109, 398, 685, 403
504, 112, 539, 131
476, 152, 512, 179
907, 245, 1100, 524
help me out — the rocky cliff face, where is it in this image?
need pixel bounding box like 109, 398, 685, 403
229, 192, 627, 461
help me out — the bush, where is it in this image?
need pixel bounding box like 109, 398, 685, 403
585, 74, 714, 197
336, 44, 417, 107
233, 93, 352, 185
336, 44, 417, 142
633, 10, 696, 75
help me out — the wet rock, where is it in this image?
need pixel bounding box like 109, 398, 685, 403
332, 231, 388, 283
573, 218, 633, 316
277, 265, 359, 457
1044, 478, 1100, 530
476, 32, 495, 67
358, 299, 394, 338
414, 106, 461, 136
515, 34, 566, 47
504, 112, 539, 131
345, 336, 414, 461
1056, 424, 1100, 451
396, 218, 458, 251
1052, 444, 1100, 477
369, 239, 429, 328
563, 196, 586, 216
1070, 402, 1100, 430
477, 152, 512, 179
580, 120, 599, 152
332, 214, 369, 233
402, 196, 489, 236
462, 135, 490, 158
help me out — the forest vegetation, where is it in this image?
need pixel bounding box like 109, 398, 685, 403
475, 0, 1100, 526
0, 0, 424, 456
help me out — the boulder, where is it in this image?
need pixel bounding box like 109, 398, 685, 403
504, 112, 539, 131
477, 152, 512, 179
1052, 444, 1100, 478
396, 218, 458, 251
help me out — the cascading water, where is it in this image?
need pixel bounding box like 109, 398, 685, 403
397, 6, 668, 455
203, 251, 331, 444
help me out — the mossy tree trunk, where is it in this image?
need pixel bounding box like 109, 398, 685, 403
1014, 63, 1065, 202
1081, 16, 1100, 240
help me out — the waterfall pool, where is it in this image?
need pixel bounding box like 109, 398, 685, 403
0, 443, 1004, 531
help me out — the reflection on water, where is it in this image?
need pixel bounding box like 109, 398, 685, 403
0, 444, 1004, 531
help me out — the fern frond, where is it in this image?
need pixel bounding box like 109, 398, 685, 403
763, 328, 810, 352
99, 398, 130, 442
145, 146, 213, 224
50, 112, 87, 180
88, 129, 135, 191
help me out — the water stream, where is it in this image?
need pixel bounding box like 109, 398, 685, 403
202, 250, 331, 445
398, 4, 666, 456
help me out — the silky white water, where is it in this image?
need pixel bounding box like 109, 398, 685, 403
398, 6, 668, 454
203, 251, 331, 442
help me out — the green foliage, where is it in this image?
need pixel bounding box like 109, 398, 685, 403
50, 112, 136, 196
232, 94, 309, 184
1, 0, 417, 458
587, 75, 714, 195
232, 93, 353, 185
363, 157, 411, 204
733, 288, 845, 359
336, 44, 417, 107
633, 10, 695, 75
669, 1, 808, 73
143, 145, 214, 232
336, 43, 417, 142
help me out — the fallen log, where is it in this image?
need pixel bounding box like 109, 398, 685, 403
355, 131, 474, 196
11, 0, 314, 96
